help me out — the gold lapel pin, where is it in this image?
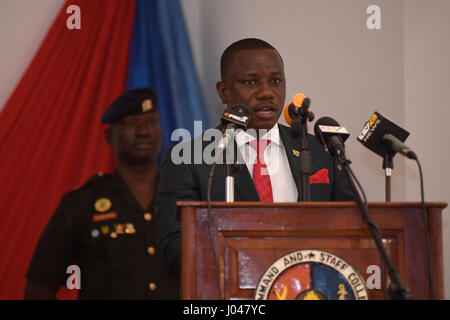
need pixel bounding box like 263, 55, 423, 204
292, 149, 300, 157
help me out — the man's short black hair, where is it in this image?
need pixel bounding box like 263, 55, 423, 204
220, 38, 283, 81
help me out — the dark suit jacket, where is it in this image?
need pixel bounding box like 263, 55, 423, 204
155, 124, 354, 276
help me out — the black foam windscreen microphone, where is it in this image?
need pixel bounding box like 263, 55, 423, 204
357, 112, 416, 160
221, 104, 250, 128
218, 104, 250, 151
283, 93, 315, 125
314, 117, 350, 157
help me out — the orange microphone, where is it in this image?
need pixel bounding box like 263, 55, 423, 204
284, 93, 314, 125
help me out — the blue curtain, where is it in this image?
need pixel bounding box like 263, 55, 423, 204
126, 0, 211, 161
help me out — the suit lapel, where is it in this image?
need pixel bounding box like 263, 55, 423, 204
278, 125, 303, 201
210, 163, 225, 201
234, 161, 260, 201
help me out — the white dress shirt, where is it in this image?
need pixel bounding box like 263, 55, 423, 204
235, 123, 298, 202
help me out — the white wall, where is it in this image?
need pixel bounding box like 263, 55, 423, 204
0, 0, 448, 298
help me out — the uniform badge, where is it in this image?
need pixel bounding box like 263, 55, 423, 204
141, 99, 154, 113
94, 198, 112, 213
125, 223, 136, 234
92, 211, 118, 222
101, 225, 110, 234
254, 249, 369, 300
91, 229, 100, 238
114, 223, 125, 234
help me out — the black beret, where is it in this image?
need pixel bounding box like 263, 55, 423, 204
101, 87, 158, 124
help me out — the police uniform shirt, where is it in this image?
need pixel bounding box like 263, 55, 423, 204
26, 171, 179, 299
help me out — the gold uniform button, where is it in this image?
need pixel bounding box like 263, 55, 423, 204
149, 282, 157, 291
144, 212, 152, 221
147, 246, 156, 255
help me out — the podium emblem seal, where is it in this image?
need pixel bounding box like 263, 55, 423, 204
254, 249, 369, 300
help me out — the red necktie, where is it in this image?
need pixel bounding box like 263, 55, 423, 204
249, 139, 273, 202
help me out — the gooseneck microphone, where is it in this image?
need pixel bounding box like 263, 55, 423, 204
382, 133, 417, 160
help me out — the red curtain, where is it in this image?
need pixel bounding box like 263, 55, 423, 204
0, 0, 136, 299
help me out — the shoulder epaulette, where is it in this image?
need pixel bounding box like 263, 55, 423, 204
66, 172, 108, 195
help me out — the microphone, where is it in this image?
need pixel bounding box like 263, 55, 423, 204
314, 116, 350, 158
284, 94, 315, 200
218, 104, 250, 151
357, 111, 416, 160
382, 134, 417, 160
283, 93, 315, 125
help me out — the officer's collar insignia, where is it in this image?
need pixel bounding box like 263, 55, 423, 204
292, 149, 300, 157
141, 99, 153, 113
94, 198, 112, 213
254, 249, 369, 300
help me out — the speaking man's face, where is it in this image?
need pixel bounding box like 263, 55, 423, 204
216, 48, 286, 130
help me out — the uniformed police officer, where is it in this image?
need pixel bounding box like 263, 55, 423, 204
25, 87, 179, 299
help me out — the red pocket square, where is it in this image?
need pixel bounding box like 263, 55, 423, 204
310, 168, 330, 184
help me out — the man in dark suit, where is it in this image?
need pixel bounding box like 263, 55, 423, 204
156, 38, 353, 277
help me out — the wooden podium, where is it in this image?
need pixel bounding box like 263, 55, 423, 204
177, 201, 447, 300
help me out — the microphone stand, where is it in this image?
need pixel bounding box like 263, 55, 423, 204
383, 153, 393, 202
225, 163, 234, 202
291, 117, 311, 202
223, 128, 240, 202
225, 160, 240, 202
334, 150, 411, 300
